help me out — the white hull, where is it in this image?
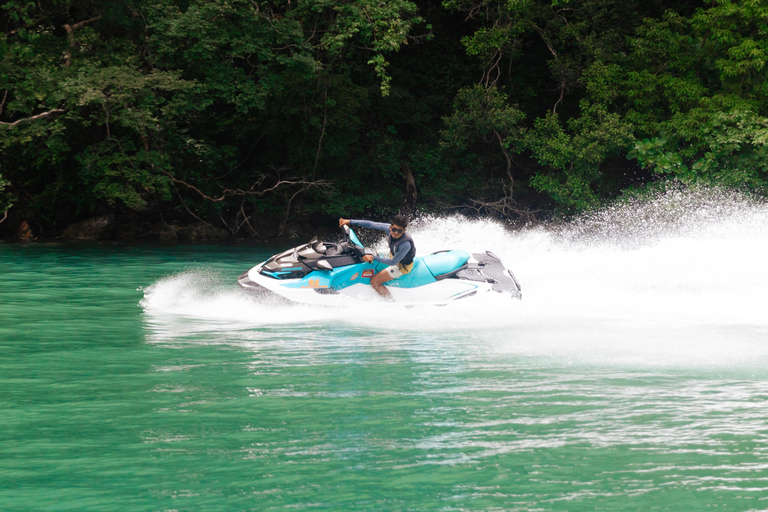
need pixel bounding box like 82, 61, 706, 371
246, 264, 500, 306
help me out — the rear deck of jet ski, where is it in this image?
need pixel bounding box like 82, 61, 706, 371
453, 252, 522, 299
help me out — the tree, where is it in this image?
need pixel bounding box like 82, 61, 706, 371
625, 0, 768, 193
440, 0, 648, 214
441, 83, 526, 216
0, 0, 426, 235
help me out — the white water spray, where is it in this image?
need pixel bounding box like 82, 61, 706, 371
141, 186, 768, 367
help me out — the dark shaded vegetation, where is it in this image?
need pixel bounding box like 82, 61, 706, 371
2, 0, 767, 239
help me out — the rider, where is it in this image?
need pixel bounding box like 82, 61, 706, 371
338, 215, 415, 301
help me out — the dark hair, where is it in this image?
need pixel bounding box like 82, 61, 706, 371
391, 214, 408, 228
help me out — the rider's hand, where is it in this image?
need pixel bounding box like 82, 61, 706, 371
363, 254, 374, 263
339, 218, 350, 227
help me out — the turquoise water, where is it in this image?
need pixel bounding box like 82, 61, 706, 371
3, 191, 768, 511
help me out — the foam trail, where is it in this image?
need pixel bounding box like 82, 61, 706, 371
140, 186, 768, 367
139, 269, 335, 333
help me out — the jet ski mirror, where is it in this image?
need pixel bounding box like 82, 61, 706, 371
317, 260, 332, 271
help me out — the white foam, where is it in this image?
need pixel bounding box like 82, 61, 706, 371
140, 186, 768, 368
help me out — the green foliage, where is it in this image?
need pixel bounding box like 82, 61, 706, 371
77, 138, 173, 210
0, 0, 429, 233
441, 84, 525, 150
630, 107, 768, 192
444, 0, 532, 80
437, 84, 529, 213
526, 104, 635, 213
320, 0, 425, 95
620, 0, 768, 193
4, 0, 768, 236
439, 0, 656, 213
0, 172, 12, 213
629, 138, 687, 176
149, 0, 316, 112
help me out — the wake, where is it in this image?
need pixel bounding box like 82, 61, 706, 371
140, 185, 768, 367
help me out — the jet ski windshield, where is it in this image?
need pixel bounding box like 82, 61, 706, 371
348, 228, 364, 249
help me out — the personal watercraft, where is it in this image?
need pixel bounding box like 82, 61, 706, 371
237, 226, 522, 305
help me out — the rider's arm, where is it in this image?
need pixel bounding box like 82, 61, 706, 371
373, 241, 411, 266
350, 219, 390, 232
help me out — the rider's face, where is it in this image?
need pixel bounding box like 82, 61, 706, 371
390, 224, 405, 239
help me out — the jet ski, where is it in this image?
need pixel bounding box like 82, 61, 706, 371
237, 226, 522, 305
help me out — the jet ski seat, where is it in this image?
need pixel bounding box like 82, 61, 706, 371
422, 250, 471, 278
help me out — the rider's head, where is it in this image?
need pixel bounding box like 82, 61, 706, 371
390, 214, 408, 229
390, 214, 408, 239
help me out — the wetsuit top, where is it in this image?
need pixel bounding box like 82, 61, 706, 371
349, 219, 415, 267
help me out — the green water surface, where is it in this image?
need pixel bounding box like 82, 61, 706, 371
2, 243, 768, 511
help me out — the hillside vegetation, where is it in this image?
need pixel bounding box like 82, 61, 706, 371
2, 0, 767, 238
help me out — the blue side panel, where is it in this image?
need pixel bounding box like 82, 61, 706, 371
384, 258, 437, 288
274, 250, 469, 291
327, 265, 369, 290
422, 250, 470, 276
280, 263, 373, 290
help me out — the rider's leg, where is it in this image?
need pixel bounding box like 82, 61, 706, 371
371, 269, 395, 300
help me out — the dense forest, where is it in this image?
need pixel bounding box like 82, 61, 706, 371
1, 0, 767, 239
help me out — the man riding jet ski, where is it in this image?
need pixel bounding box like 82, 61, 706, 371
339, 215, 415, 301
237, 217, 522, 306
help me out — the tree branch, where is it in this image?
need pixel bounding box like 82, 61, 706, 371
552, 78, 565, 114
467, 193, 538, 221
0, 109, 65, 128
312, 79, 330, 180
62, 16, 101, 67
237, 200, 258, 236
67, 16, 102, 32
483, 49, 504, 87
494, 129, 515, 188
531, 22, 558, 59
174, 189, 214, 228
162, 170, 332, 203
278, 187, 307, 237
